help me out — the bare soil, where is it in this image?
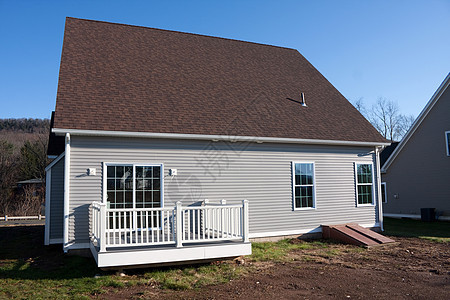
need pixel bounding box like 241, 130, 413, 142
105, 237, 449, 299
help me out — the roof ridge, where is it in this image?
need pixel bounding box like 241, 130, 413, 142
65, 17, 298, 52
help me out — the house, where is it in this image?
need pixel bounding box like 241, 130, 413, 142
45, 17, 389, 269
381, 73, 450, 220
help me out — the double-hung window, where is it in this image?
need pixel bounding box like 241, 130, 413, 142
292, 162, 315, 209
355, 163, 374, 205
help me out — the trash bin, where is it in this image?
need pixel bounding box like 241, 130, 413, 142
420, 208, 435, 222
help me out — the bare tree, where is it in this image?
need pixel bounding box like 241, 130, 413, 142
0, 140, 18, 215
353, 97, 415, 142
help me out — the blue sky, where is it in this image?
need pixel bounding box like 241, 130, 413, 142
1, 0, 449, 119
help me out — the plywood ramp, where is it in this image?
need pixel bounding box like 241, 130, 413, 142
321, 223, 395, 247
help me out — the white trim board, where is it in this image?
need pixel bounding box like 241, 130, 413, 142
45, 151, 65, 172
92, 243, 252, 268
49, 238, 63, 244
382, 73, 450, 172
445, 131, 450, 156
52, 128, 390, 147
44, 168, 51, 246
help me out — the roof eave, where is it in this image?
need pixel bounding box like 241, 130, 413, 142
52, 128, 390, 147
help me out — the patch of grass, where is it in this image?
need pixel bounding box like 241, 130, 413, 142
384, 217, 450, 243
250, 239, 330, 262
0, 226, 249, 298
0, 226, 356, 298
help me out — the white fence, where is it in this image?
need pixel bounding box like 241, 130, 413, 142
91, 200, 249, 252
1, 215, 45, 221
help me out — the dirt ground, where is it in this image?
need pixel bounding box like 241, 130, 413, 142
106, 237, 449, 299
1, 225, 448, 299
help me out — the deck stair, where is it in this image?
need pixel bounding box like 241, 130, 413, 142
321, 223, 395, 247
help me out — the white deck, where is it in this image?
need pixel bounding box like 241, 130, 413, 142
90, 240, 251, 268
90, 200, 251, 268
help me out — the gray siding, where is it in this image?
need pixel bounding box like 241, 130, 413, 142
383, 84, 450, 216
50, 158, 64, 240
68, 136, 379, 245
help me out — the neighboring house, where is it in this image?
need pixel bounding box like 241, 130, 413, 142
381, 73, 450, 220
16, 178, 44, 193
45, 17, 389, 269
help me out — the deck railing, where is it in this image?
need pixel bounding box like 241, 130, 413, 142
91, 200, 249, 252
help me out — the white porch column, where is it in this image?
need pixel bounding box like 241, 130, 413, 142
242, 199, 249, 243
176, 201, 183, 247
99, 202, 107, 252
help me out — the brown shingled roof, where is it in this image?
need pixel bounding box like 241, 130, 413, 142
53, 17, 386, 143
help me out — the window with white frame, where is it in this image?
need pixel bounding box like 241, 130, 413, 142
446, 131, 450, 156
355, 163, 374, 205
381, 182, 387, 203
293, 162, 315, 209
106, 164, 162, 209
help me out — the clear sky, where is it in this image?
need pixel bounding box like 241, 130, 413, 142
1, 0, 449, 119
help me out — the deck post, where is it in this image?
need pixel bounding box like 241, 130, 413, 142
99, 202, 107, 253
242, 199, 249, 243
176, 201, 183, 248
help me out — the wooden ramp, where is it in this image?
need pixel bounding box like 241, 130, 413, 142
322, 223, 395, 247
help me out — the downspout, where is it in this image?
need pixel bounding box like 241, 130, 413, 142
375, 146, 384, 231
63, 133, 70, 252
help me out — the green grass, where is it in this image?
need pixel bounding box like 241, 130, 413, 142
384, 217, 450, 243
0, 226, 347, 299
250, 239, 329, 262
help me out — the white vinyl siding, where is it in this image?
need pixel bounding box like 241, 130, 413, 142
355, 163, 374, 206
67, 136, 379, 245
292, 162, 315, 209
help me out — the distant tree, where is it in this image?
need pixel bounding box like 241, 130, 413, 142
19, 137, 48, 182
353, 97, 415, 142
0, 140, 19, 214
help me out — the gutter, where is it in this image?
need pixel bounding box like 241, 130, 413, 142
52, 128, 390, 147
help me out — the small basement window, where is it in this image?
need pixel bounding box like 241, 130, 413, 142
355, 163, 374, 206
292, 162, 315, 209
381, 182, 387, 203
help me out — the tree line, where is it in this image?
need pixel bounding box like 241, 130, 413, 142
0, 118, 49, 133
0, 119, 50, 216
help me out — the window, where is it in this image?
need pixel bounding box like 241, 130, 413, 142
355, 163, 374, 205
292, 162, 315, 209
381, 182, 387, 203
446, 131, 450, 156
106, 164, 162, 209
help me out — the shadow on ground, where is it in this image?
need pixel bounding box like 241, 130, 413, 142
0, 225, 99, 280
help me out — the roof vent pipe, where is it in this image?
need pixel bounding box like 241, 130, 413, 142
300, 92, 307, 107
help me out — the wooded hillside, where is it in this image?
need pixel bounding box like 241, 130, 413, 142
0, 118, 50, 216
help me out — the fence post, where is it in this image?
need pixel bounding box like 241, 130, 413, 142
38, 214, 42, 220
4, 215, 7, 221
176, 201, 183, 248
99, 203, 107, 252
242, 200, 249, 243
